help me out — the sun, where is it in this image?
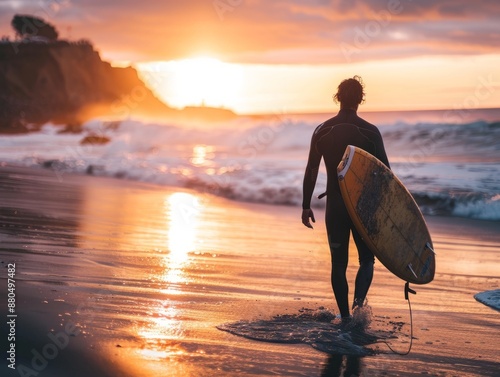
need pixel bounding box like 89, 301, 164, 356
137, 57, 243, 111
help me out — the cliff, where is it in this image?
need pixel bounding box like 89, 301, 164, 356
0, 40, 236, 133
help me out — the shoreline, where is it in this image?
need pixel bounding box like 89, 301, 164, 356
1, 162, 499, 226
1, 165, 499, 376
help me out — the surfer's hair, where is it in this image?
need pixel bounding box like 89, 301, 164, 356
333, 76, 366, 108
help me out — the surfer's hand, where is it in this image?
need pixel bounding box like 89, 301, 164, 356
302, 209, 315, 229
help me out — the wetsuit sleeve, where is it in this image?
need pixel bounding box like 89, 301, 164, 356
374, 129, 391, 169
302, 131, 322, 209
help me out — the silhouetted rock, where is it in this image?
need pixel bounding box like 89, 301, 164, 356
0, 40, 176, 133
80, 134, 111, 145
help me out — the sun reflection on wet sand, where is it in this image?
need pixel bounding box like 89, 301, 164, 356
136, 305, 186, 361
162, 192, 201, 292
136, 192, 202, 362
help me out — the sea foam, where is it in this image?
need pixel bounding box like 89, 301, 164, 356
0, 111, 499, 221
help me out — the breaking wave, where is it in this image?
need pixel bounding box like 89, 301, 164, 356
0, 111, 498, 221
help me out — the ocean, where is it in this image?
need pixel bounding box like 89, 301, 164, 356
1, 108, 499, 221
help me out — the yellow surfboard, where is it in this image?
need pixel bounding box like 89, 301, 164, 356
337, 145, 435, 284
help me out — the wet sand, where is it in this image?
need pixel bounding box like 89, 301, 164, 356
0, 166, 499, 376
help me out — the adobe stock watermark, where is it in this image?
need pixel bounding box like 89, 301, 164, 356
199, 112, 292, 198
49, 69, 164, 183
110, 85, 150, 119
237, 115, 290, 159
213, 0, 244, 21
444, 74, 499, 124
110, 66, 165, 119
339, 0, 413, 62
14, 289, 110, 377
397, 73, 498, 174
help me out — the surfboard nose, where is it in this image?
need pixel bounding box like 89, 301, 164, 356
337, 145, 355, 180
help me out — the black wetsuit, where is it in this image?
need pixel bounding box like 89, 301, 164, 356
302, 108, 390, 318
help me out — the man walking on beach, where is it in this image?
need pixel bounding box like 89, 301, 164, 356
301, 76, 390, 322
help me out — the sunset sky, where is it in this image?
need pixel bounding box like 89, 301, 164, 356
1, 0, 499, 114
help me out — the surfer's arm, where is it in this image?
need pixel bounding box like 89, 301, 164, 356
302, 157, 319, 228
302, 134, 322, 210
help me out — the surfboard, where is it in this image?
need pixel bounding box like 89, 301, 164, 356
337, 145, 435, 284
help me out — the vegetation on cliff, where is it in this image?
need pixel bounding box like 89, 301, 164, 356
11, 14, 59, 42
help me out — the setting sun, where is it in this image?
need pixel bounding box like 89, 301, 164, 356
137, 57, 243, 110
138, 54, 500, 115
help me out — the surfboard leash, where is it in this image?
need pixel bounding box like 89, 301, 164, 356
380, 282, 416, 356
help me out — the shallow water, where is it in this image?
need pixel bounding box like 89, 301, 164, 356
217, 305, 404, 357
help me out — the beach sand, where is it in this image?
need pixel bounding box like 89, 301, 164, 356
1, 166, 499, 377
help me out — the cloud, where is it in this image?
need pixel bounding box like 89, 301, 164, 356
0, 0, 498, 63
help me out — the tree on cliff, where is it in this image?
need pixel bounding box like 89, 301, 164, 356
11, 14, 59, 41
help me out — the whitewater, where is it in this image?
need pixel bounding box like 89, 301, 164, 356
1, 108, 499, 221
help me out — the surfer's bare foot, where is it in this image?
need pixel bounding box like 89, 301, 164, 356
339, 316, 353, 330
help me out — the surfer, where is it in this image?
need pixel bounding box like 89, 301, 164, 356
301, 76, 390, 322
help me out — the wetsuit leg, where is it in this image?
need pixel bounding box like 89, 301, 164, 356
351, 227, 375, 309
325, 191, 351, 318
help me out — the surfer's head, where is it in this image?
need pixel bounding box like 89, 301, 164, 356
333, 76, 365, 110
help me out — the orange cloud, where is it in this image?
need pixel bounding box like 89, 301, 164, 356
0, 0, 498, 64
